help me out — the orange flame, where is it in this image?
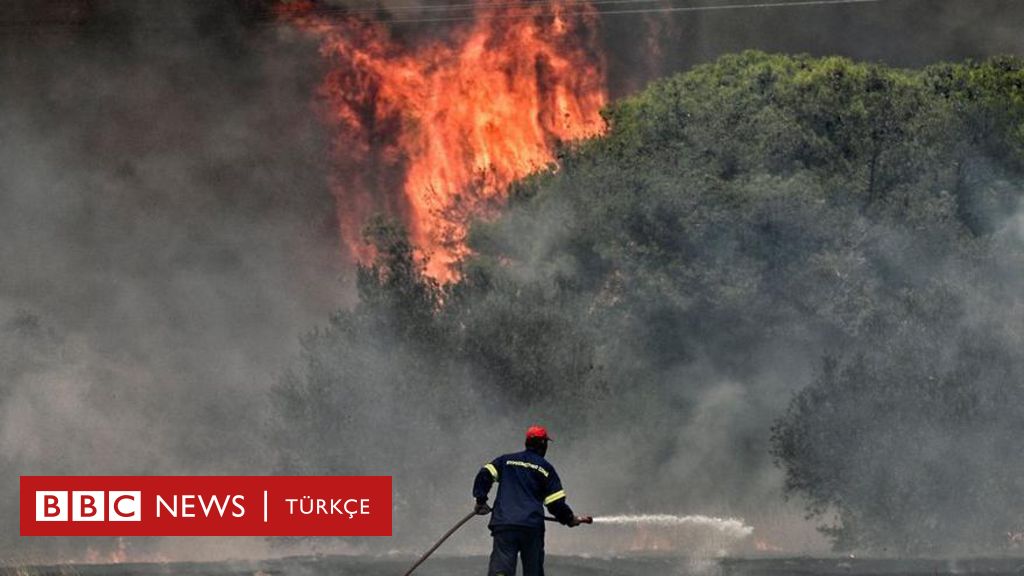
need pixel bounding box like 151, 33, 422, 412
84, 537, 128, 564
754, 538, 782, 552
281, 0, 607, 280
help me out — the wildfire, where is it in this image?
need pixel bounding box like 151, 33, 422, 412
754, 538, 782, 553
280, 0, 607, 280
83, 537, 128, 564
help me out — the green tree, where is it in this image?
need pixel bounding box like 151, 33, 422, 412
270, 53, 1024, 552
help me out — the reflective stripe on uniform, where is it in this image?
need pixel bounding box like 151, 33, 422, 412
485, 463, 499, 480
543, 490, 566, 505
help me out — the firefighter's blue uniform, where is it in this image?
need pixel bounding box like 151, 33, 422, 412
473, 448, 575, 576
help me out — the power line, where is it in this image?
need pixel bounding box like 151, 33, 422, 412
0, 0, 909, 29
599, 0, 891, 16
319, 0, 887, 16
303, 0, 897, 25
332, 0, 685, 16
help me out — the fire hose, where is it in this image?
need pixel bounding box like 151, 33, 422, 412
401, 510, 593, 576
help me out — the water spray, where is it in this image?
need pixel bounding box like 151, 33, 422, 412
544, 513, 752, 538
402, 510, 750, 576
590, 514, 754, 539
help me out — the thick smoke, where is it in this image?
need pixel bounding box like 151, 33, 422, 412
3, 0, 1024, 564
602, 0, 1024, 96
0, 0, 343, 562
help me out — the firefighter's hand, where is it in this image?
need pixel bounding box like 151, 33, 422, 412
568, 515, 592, 527
474, 501, 492, 515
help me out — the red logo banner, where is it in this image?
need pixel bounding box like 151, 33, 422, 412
20, 476, 392, 536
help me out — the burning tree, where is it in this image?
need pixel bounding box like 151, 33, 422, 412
279, 0, 607, 280
271, 52, 1024, 553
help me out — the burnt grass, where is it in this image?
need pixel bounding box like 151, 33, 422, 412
10, 556, 1024, 576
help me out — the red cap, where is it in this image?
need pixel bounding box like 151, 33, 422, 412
526, 425, 552, 442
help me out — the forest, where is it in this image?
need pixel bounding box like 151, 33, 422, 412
270, 52, 1024, 554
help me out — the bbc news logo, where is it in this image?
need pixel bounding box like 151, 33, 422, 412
21, 476, 391, 536
35, 491, 141, 522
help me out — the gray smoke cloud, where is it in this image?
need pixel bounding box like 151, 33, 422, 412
1, 0, 344, 563
3, 0, 1024, 564
602, 0, 1024, 97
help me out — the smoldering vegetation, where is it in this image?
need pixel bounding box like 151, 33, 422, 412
17, 556, 1024, 576
270, 52, 1024, 557
0, 555, 751, 576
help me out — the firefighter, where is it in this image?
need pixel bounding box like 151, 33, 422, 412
472, 425, 591, 576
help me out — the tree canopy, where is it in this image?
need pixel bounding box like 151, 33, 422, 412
271, 52, 1024, 552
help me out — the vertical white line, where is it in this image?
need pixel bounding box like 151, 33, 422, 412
263, 491, 268, 523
